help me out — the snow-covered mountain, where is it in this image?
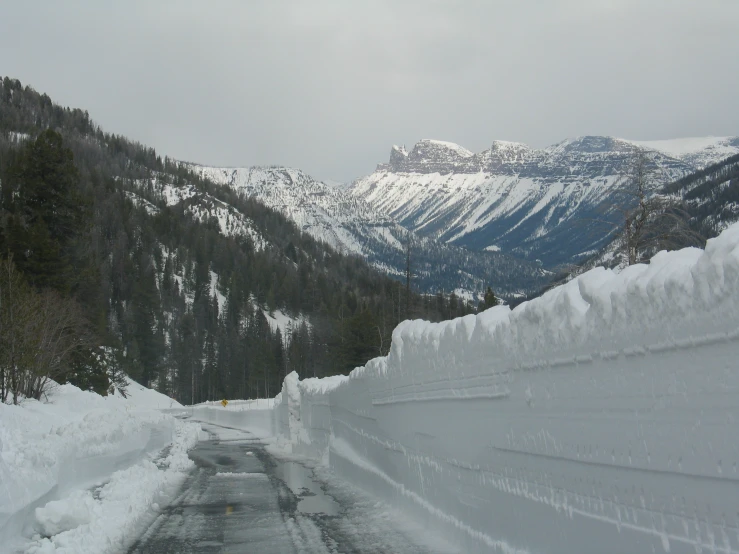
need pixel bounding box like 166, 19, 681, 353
624, 136, 739, 169
182, 166, 400, 256
350, 136, 739, 268
126, 174, 267, 248
181, 164, 552, 299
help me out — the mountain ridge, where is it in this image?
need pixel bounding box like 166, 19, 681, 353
181, 162, 553, 299
351, 134, 739, 268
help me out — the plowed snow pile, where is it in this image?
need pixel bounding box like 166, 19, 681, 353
0, 379, 200, 553
264, 222, 739, 554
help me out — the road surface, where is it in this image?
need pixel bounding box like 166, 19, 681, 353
128, 421, 456, 554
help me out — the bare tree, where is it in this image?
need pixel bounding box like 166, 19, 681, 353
616, 151, 704, 265
0, 256, 38, 404
0, 257, 93, 403
405, 235, 413, 319
21, 290, 93, 400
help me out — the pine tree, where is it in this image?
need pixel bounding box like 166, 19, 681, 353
2, 129, 91, 292
131, 261, 163, 386
483, 287, 499, 309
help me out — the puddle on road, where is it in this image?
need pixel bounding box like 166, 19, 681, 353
273, 461, 340, 516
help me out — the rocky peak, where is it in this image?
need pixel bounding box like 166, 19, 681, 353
387, 139, 479, 174
408, 139, 473, 162
389, 144, 408, 167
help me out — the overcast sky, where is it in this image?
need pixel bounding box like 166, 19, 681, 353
1, 1, 738, 182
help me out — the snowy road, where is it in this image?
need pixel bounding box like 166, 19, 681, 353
128, 422, 457, 554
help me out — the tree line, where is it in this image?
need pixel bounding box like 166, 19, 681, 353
0, 77, 500, 404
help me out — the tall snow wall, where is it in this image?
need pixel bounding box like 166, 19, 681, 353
270, 224, 739, 554
183, 400, 275, 439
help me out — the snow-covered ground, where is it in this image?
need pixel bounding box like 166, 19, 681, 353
6, 223, 739, 553
217, 222, 739, 553
1, 379, 201, 553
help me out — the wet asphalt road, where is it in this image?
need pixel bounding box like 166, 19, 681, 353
128, 423, 453, 554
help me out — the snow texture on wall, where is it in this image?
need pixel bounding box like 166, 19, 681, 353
267, 223, 739, 553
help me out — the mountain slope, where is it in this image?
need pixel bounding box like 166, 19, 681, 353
666, 152, 739, 236
623, 136, 739, 169
550, 152, 739, 286
183, 164, 552, 298
351, 136, 739, 268
0, 76, 492, 405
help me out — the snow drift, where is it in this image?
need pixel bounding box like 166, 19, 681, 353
0, 380, 200, 553
263, 223, 739, 553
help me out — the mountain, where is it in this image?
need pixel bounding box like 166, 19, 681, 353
182, 164, 552, 299
664, 151, 739, 236
546, 150, 739, 288
0, 76, 492, 406
624, 136, 739, 169
350, 136, 739, 268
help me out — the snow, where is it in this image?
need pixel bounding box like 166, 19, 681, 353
1, 380, 200, 553
129, 174, 267, 249
186, 398, 275, 439
419, 139, 474, 158
353, 169, 620, 255
8, 131, 30, 143
123, 191, 159, 215
215, 222, 739, 553
182, 162, 532, 299
186, 201, 266, 248
209, 270, 227, 314
183, 164, 399, 258
262, 308, 310, 337
159, 181, 197, 206
299, 375, 349, 395
352, 134, 739, 266
10, 221, 739, 552
452, 288, 476, 303
320, 178, 347, 189
212, 472, 268, 480
111, 377, 182, 410
624, 135, 736, 157
490, 139, 529, 151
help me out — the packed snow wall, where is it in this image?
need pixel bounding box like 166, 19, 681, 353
271, 225, 739, 554
0, 383, 185, 550
185, 400, 275, 439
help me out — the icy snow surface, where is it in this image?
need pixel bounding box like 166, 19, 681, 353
0, 381, 200, 553
226, 222, 739, 553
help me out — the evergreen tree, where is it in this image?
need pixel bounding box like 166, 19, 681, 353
0, 79, 488, 403
2, 129, 91, 292
483, 287, 499, 309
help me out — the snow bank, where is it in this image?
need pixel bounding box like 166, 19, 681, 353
186, 398, 275, 438
0, 381, 200, 553
112, 377, 182, 410
264, 223, 739, 553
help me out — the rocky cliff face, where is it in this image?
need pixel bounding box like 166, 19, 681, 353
379, 139, 530, 175
351, 135, 739, 268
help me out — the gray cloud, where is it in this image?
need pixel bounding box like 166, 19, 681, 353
1, 0, 738, 182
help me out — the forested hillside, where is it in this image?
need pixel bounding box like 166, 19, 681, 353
664, 152, 739, 235
547, 152, 739, 290
0, 77, 491, 404
185, 164, 552, 299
